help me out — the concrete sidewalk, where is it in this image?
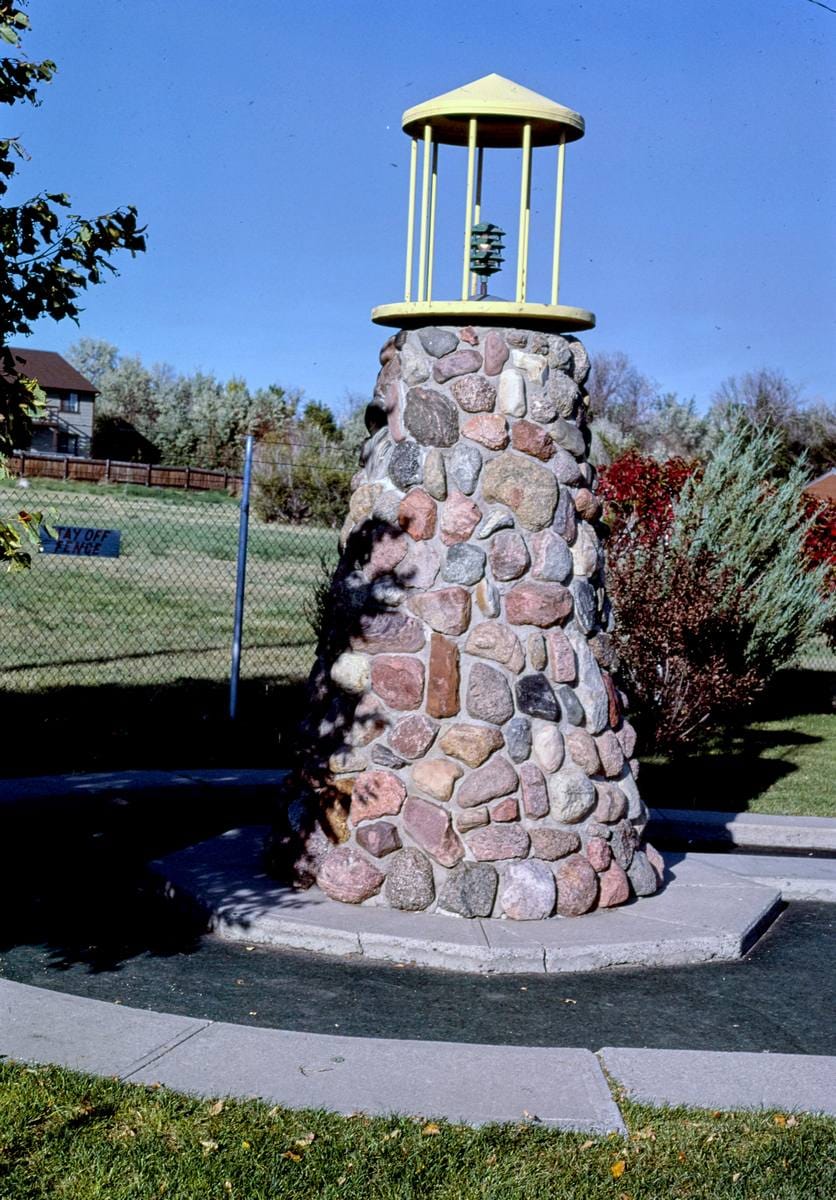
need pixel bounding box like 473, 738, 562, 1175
2, 979, 834, 1126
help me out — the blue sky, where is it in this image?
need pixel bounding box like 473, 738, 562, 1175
10, 0, 836, 417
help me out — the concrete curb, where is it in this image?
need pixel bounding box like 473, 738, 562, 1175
3, 979, 834, 1125
686, 851, 836, 902
649, 807, 836, 852
153, 826, 784, 976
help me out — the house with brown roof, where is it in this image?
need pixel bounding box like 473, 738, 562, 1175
8, 347, 97, 458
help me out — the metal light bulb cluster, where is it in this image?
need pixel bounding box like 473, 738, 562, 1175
469, 222, 505, 278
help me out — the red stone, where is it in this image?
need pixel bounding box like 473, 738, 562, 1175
597, 861, 630, 908
440, 490, 482, 545
427, 633, 460, 719
519, 762, 549, 818
462, 413, 509, 450
595, 730, 625, 778
349, 770, 407, 824
555, 855, 599, 916
566, 729, 601, 776
388, 714, 439, 760
371, 655, 425, 711
457, 755, 518, 808
511, 419, 555, 461
603, 671, 622, 729
467, 824, 530, 861
355, 821, 401, 858
489, 795, 519, 822
459, 326, 479, 345
546, 629, 576, 683
432, 348, 483, 383
574, 487, 602, 521
317, 847, 384, 903
408, 586, 470, 635
398, 488, 437, 541
483, 330, 509, 376
351, 611, 425, 654
506, 582, 573, 628
586, 836, 613, 872
403, 794, 464, 867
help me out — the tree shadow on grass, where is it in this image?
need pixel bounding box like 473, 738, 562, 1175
639, 668, 835, 814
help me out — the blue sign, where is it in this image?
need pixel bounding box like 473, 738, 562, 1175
41, 525, 121, 558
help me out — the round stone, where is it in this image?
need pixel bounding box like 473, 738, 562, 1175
466, 824, 530, 862
489, 530, 530, 581
597, 861, 630, 908
505, 582, 572, 628
548, 770, 597, 824
515, 673, 559, 721
556, 685, 584, 725
349, 770, 407, 824
442, 543, 486, 585
501, 860, 556, 920
462, 413, 509, 450
530, 828, 580, 860
356, 821, 401, 858
450, 374, 497, 412
330, 652, 370, 695
555, 854, 599, 916
371, 654, 425, 711
409, 585, 471, 635
423, 448, 447, 500
456, 754, 518, 808
519, 761, 549, 818
530, 530, 573, 583
403, 795, 464, 867
586, 836, 613, 872
466, 662, 515, 725
418, 327, 458, 357
528, 632, 547, 671
482, 454, 558, 531
483, 330, 510, 375
411, 757, 463, 801
448, 442, 483, 495
511, 419, 554, 460
388, 713, 439, 760
432, 347, 482, 383
438, 862, 498, 918
404, 387, 459, 447
566, 729, 602, 776
439, 723, 503, 767
627, 850, 659, 897
532, 721, 564, 773
389, 440, 423, 490
317, 847, 384, 904
398, 489, 437, 540
505, 716, 532, 763
440, 491, 482, 545
384, 848, 435, 911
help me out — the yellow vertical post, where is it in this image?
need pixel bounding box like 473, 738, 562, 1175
404, 137, 418, 302
470, 146, 484, 296
515, 123, 532, 303
427, 142, 439, 300
550, 134, 566, 306
417, 124, 433, 302
461, 117, 478, 300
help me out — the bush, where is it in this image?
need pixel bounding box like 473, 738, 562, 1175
253, 452, 352, 528
600, 418, 834, 750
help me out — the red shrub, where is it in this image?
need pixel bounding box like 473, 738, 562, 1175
597, 450, 697, 543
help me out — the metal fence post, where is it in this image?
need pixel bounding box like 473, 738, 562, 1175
229, 435, 254, 721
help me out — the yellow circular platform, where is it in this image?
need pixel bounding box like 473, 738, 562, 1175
371, 300, 596, 332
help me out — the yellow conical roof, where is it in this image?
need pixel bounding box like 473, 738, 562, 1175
402, 73, 584, 148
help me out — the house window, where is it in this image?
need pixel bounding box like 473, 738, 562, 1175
61, 392, 80, 413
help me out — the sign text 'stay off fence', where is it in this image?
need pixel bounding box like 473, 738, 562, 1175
40, 525, 121, 558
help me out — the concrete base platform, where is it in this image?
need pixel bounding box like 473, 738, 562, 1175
649, 807, 836, 852
153, 827, 783, 975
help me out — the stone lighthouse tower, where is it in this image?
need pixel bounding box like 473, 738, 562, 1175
276, 74, 662, 919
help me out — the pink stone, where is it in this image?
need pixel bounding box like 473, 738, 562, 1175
355, 821, 401, 858
403, 794, 464, 867
595, 730, 625, 778
439, 723, 503, 767
505, 582, 572, 628
426, 633, 459, 719
488, 530, 530, 581
511, 419, 555, 461
489, 795, 519, 822
349, 770, 407, 824
465, 662, 514, 725
546, 629, 576, 683
351, 611, 425, 654
366, 529, 407, 579
616, 720, 638, 759
440, 490, 482, 545
574, 487, 602, 521
408, 586, 470, 634
645, 841, 666, 884
411, 757, 462, 802
459, 326, 478, 345
586, 836, 613, 872
462, 413, 509, 450
397, 538, 441, 590
457, 754, 518, 808
566, 729, 601, 776
317, 846, 384, 903
519, 762, 549, 818
500, 860, 556, 920
432, 348, 483, 383
596, 861, 630, 908
467, 823, 530, 861
483, 330, 510, 376
398, 488, 437, 541
593, 783, 628, 824
464, 621, 524, 672
371, 655, 425, 711
388, 714, 439, 760
555, 855, 599, 916
347, 692, 387, 747
530, 828, 580, 860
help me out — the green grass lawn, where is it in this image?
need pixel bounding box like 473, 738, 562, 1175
0, 1062, 833, 1200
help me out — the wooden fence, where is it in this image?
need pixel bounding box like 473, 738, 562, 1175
7, 451, 242, 494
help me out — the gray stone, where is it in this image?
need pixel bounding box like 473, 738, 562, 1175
506, 716, 532, 763
423, 448, 447, 500
550, 418, 586, 457
556, 685, 584, 725
549, 770, 597, 823
475, 578, 500, 617
530, 529, 573, 583
404, 387, 459, 447
548, 335, 573, 370
501, 860, 556, 920
571, 633, 610, 734
566, 336, 591, 385
515, 674, 559, 721
384, 848, 435, 911
388, 441, 423, 490
489, 530, 530, 580
418, 327, 458, 358
371, 488, 404, 526
627, 850, 659, 897
609, 821, 636, 870
438, 862, 499, 918
370, 578, 405, 607
465, 662, 515, 726
527, 384, 557, 424
442, 543, 486, 586
371, 745, 407, 770
482, 454, 558, 531
449, 442, 483, 495
477, 509, 515, 539
528, 632, 547, 671
400, 338, 430, 385
552, 447, 584, 485
571, 579, 598, 634
530, 827, 581, 860
450, 374, 496, 413
548, 371, 581, 419
552, 486, 577, 542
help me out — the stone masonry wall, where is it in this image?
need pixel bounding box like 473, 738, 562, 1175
278, 324, 664, 919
